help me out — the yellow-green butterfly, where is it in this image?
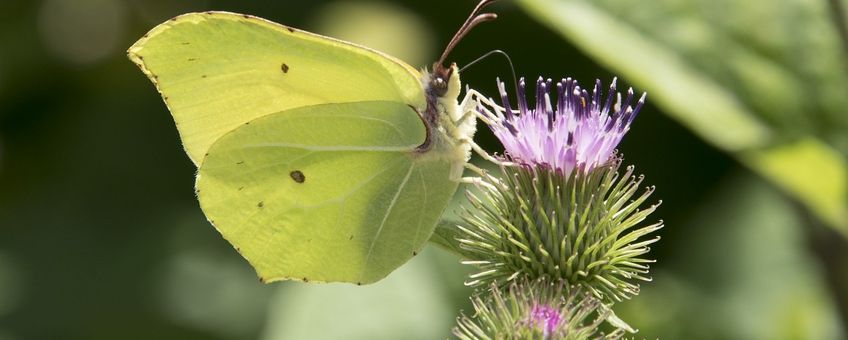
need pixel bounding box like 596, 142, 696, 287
128, 1, 498, 284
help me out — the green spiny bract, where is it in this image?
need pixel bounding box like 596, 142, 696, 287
453, 278, 627, 339
457, 155, 662, 303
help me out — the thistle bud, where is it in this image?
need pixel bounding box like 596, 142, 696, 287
453, 278, 630, 339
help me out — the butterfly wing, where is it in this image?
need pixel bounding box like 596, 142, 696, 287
128, 11, 426, 164
197, 101, 458, 283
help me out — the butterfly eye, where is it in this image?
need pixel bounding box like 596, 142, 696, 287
427, 65, 452, 98
430, 76, 448, 97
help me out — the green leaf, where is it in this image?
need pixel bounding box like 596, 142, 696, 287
518, 0, 848, 235
618, 171, 844, 339
744, 138, 848, 231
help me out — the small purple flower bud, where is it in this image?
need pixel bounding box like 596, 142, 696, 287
530, 303, 562, 335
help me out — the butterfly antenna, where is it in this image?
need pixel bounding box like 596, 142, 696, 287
459, 49, 519, 95
437, 0, 500, 67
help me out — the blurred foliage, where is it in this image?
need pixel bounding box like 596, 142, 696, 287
519, 0, 848, 235
0, 0, 845, 339
262, 249, 470, 340
618, 172, 842, 339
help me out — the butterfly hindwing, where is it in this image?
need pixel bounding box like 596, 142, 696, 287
197, 101, 458, 283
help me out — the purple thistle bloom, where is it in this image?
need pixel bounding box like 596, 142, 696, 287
529, 303, 562, 335
480, 77, 646, 175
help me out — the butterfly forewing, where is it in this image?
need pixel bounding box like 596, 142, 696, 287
128, 11, 426, 164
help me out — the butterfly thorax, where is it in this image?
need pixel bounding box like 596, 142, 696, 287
417, 63, 476, 180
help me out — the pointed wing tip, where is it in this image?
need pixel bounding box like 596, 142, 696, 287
125, 10, 268, 65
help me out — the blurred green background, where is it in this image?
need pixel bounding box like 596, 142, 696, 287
1, 0, 846, 339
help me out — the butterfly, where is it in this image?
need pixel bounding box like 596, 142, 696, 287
127, 0, 499, 284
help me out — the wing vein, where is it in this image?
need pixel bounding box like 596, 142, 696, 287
411, 168, 427, 248
244, 143, 417, 152
360, 162, 415, 280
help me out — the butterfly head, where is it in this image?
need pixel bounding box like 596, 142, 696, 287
428, 62, 459, 99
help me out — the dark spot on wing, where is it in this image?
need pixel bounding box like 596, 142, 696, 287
286, 27, 295, 33
238, 186, 244, 191
236, 161, 244, 165
188, 58, 196, 61
412, 251, 417, 256
281, 63, 289, 73
257, 201, 264, 208
349, 235, 354, 240
181, 42, 190, 45
204, 11, 214, 15
303, 277, 309, 282
356, 282, 362, 286
259, 277, 265, 283
137, 55, 144, 60
201, 75, 207, 78
290, 170, 305, 183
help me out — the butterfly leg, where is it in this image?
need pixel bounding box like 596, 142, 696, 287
461, 162, 507, 190
455, 92, 481, 125
456, 90, 517, 167
458, 157, 510, 190
463, 88, 505, 126
462, 161, 489, 177
459, 89, 521, 168
459, 137, 516, 167
460, 175, 499, 191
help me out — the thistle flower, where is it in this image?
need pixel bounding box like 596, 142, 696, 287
456, 77, 661, 303
453, 278, 630, 339
481, 77, 645, 175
